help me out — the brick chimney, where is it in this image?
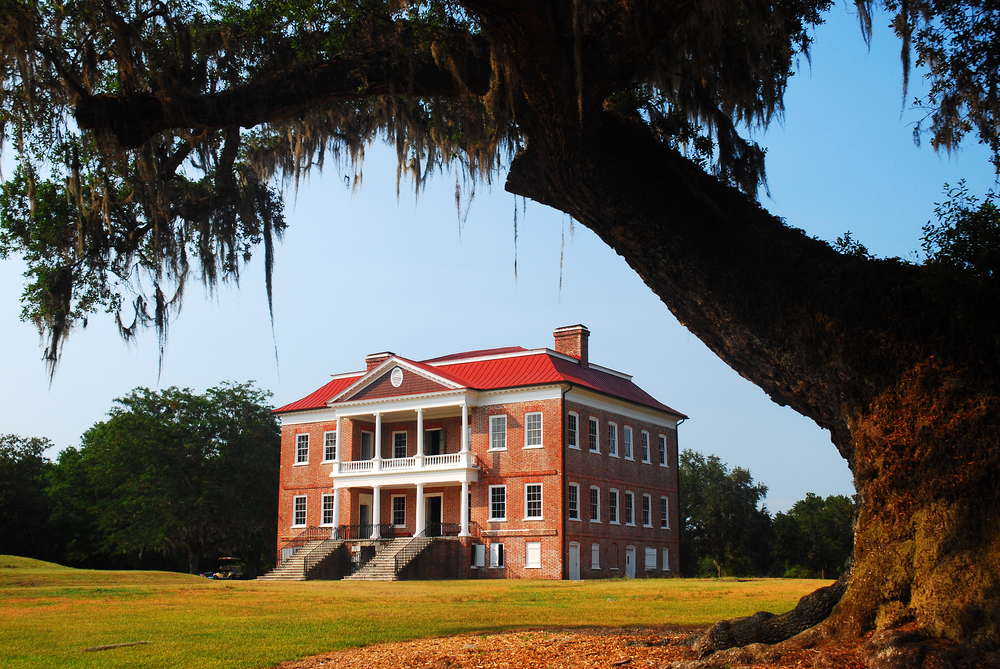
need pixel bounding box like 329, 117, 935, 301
553, 325, 589, 367
365, 352, 395, 371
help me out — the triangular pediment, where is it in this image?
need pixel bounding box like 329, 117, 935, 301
331, 358, 465, 404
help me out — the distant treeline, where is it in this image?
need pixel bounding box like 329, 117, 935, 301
679, 449, 855, 579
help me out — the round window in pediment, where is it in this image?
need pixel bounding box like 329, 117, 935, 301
390, 366, 404, 388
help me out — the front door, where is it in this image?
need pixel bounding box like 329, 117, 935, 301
425, 495, 442, 536
569, 543, 581, 580
424, 429, 443, 456
625, 546, 636, 578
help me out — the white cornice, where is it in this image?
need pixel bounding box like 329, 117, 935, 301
331, 357, 465, 404
565, 386, 681, 428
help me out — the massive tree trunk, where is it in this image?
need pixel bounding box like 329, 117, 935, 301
504, 111, 1000, 654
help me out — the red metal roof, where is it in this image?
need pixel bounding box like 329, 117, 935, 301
275, 350, 685, 418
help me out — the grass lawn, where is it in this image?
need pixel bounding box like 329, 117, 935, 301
0, 555, 828, 669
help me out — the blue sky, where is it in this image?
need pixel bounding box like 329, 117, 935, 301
1, 6, 996, 513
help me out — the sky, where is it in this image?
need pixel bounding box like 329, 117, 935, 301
1, 7, 996, 513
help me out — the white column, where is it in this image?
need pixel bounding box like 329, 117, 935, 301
461, 403, 469, 453
416, 408, 424, 468
332, 487, 341, 537
334, 416, 342, 464
460, 481, 470, 537
374, 412, 382, 469
415, 482, 425, 536
372, 485, 381, 539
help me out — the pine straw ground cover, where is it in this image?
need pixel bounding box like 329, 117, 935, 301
2, 556, 825, 669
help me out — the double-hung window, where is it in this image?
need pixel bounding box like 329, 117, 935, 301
608, 423, 618, 456
623, 427, 633, 460
661, 497, 670, 529
321, 494, 335, 525
392, 495, 406, 526
393, 431, 407, 459
490, 486, 507, 521
609, 489, 619, 524
489, 415, 507, 451
524, 412, 543, 448
567, 412, 579, 449
323, 431, 337, 461
645, 546, 657, 571
658, 434, 668, 466
624, 491, 635, 525
588, 417, 599, 452
525, 484, 543, 519
590, 486, 600, 522
642, 494, 652, 527
293, 495, 307, 526
641, 431, 650, 463
295, 434, 309, 464
568, 483, 580, 520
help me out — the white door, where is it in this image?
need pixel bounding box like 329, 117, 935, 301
569, 543, 581, 580
625, 546, 636, 578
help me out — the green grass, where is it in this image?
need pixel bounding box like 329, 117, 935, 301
0, 555, 828, 669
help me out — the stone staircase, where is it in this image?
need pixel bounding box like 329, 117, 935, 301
258, 538, 343, 581
343, 537, 435, 581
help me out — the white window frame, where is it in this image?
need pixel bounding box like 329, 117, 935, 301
489, 485, 507, 521
609, 488, 620, 524
591, 542, 601, 570
661, 496, 670, 529
568, 483, 580, 521
392, 430, 408, 459
645, 546, 657, 571
658, 434, 668, 467
623, 426, 633, 460
472, 544, 486, 568
525, 541, 542, 569
322, 430, 337, 462
588, 417, 600, 453
625, 491, 635, 526
641, 431, 651, 463
524, 483, 543, 520
489, 415, 508, 451
295, 433, 309, 465
321, 493, 336, 526
567, 412, 579, 449
662, 547, 671, 571
607, 422, 618, 457
391, 494, 406, 527
524, 412, 543, 448
589, 486, 601, 523
642, 493, 652, 527
292, 495, 307, 527
490, 542, 506, 568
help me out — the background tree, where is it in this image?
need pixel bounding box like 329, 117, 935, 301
0, 434, 54, 560
679, 449, 774, 578
4, 0, 1000, 659
79, 382, 279, 574
773, 493, 854, 579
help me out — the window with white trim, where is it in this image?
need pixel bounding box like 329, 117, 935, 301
491, 542, 505, 568
323, 431, 337, 462
645, 546, 657, 571
662, 547, 671, 571
525, 412, 543, 448
525, 541, 541, 568
590, 486, 600, 522
472, 544, 485, 568
293, 495, 307, 526
624, 426, 633, 460
393, 431, 407, 459
609, 489, 619, 524
625, 491, 635, 526
658, 434, 668, 466
591, 542, 600, 570
567, 412, 579, 449
321, 494, 335, 526
641, 431, 651, 463
490, 485, 507, 521
588, 417, 599, 452
661, 496, 670, 529
642, 494, 652, 527
392, 495, 406, 527
608, 422, 618, 456
568, 483, 580, 520
295, 433, 309, 464
525, 484, 543, 519
489, 415, 507, 451
360, 431, 374, 460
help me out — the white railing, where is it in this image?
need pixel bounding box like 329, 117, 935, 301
335, 452, 474, 476
382, 456, 416, 470
425, 453, 462, 467
339, 460, 374, 473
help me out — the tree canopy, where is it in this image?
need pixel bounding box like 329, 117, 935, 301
773, 492, 854, 579
0, 434, 54, 560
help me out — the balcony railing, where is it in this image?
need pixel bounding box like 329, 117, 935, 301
333, 451, 477, 476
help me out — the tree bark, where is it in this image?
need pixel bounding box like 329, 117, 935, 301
504, 112, 1000, 651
